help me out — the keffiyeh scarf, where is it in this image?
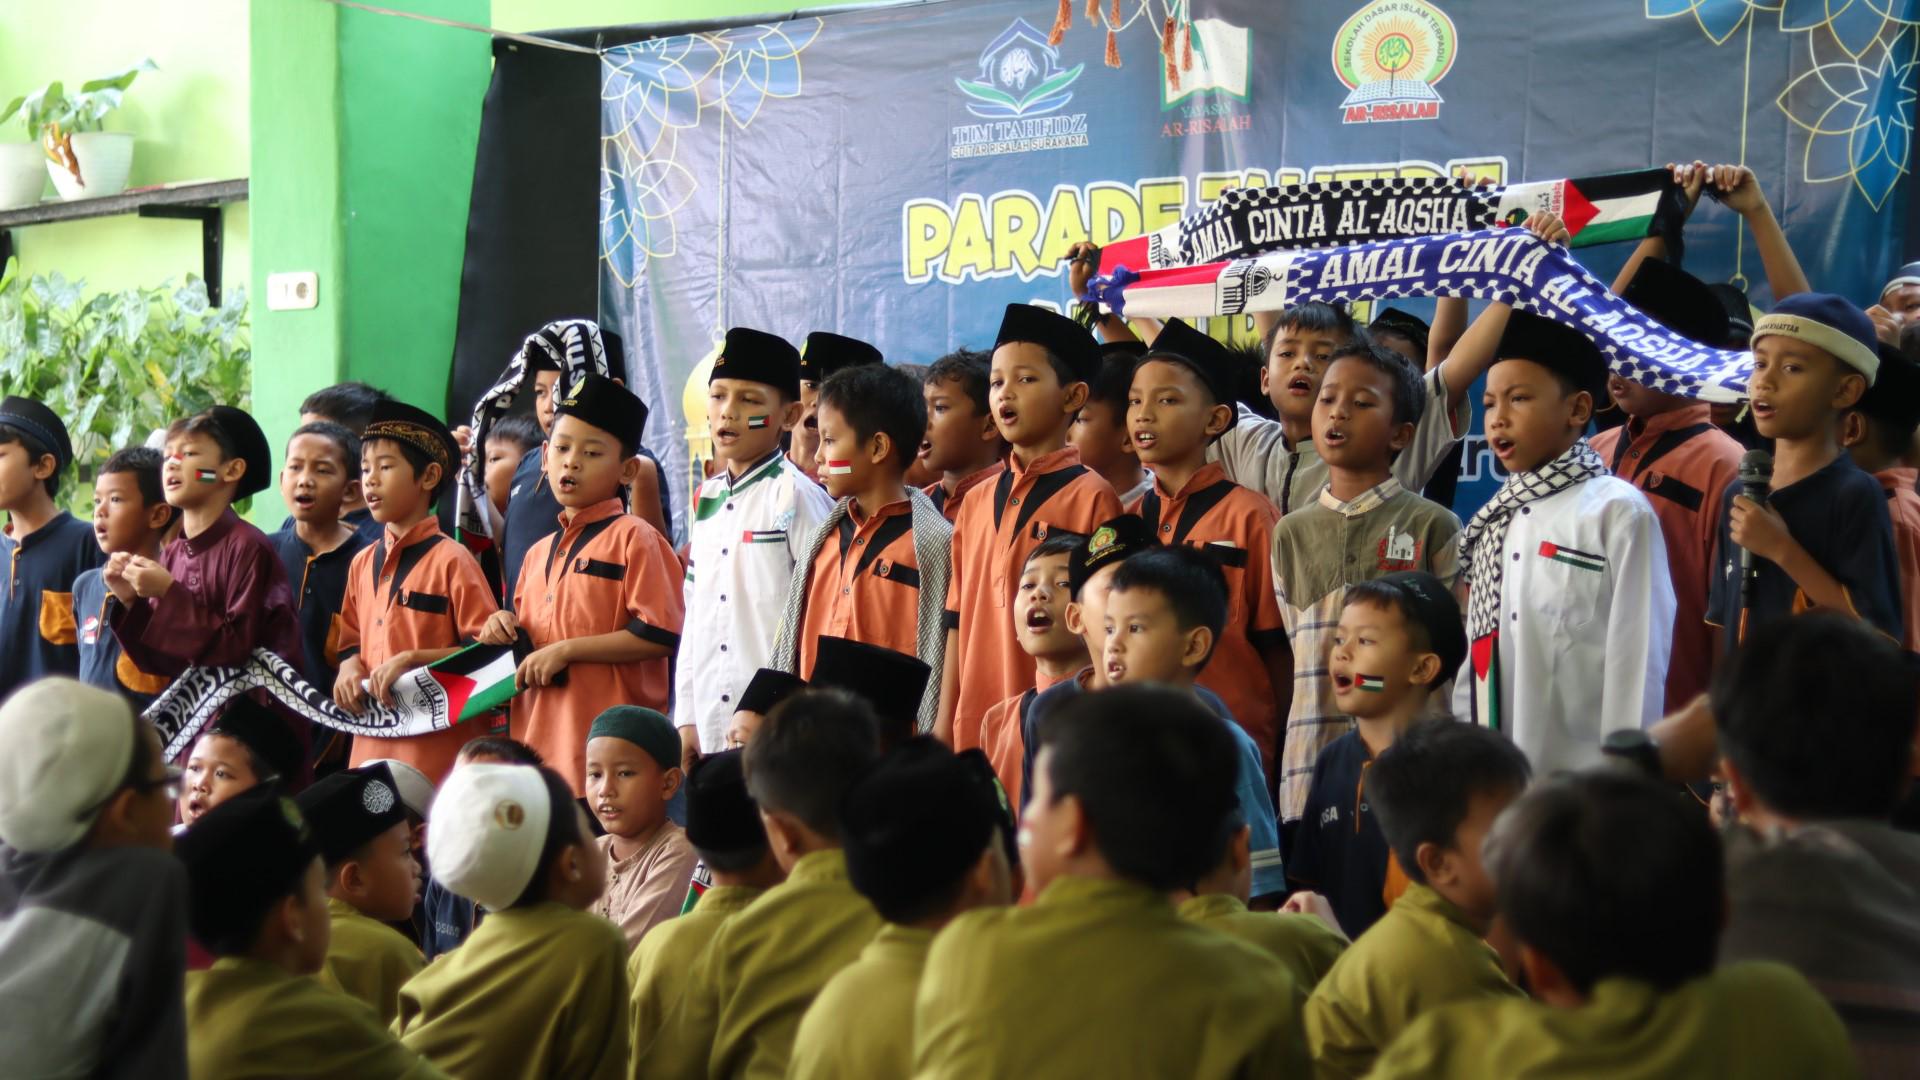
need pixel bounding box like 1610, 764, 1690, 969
1457, 439, 1608, 730
453, 318, 615, 552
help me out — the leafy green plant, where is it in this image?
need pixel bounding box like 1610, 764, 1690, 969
0, 258, 250, 516
0, 60, 157, 141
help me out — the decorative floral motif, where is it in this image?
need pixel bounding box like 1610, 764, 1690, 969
1645, 0, 1916, 209
601, 19, 824, 282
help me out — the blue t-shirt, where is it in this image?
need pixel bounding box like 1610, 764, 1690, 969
1023, 671, 1286, 898
267, 526, 373, 693
278, 506, 384, 547
1707, 453, 1902, 647
1288, 729, 1392, 938
0, 512, 106, 698
74, 567, 166, 714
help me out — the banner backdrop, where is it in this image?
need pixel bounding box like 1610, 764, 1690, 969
601, 0, 1914, 531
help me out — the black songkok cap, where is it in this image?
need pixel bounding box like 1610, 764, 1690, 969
711, 327, 802, 401
1142, 318, 1239, 428
363, 400, 458, 478
798, 332, 883, 385
1068, 513, 1156, 599
684, 749, 768, 854
841, 737, 999, 922
810, 637, 931, 744
1369, 306, 1431, 355
1495, 311, 1609, 401
205, 405, 275, 499
294, 763, 409, 865
994, 303, 1102, 383
737, 668, 807, 717
210, 696, 303, 786
176, 783, 318, 951
555, 372, 649, 455
0, 397, 71, 474
1622, 258, 1731, 347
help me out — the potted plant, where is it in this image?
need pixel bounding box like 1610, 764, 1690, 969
0, 60, 156, 203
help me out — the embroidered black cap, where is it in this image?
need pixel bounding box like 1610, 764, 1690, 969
555, 372, 649, 455
994, 303, 1102, 383
711, 327, 802, 400
798, 332, 883, 385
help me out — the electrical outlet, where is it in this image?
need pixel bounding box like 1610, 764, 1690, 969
267, 271, 319, 311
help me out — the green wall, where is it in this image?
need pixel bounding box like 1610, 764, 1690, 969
0, 0, 251, 297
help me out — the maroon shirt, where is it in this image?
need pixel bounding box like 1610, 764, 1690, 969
111, 509, 301, 676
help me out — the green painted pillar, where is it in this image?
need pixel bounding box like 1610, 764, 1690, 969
248, 0, 488, 523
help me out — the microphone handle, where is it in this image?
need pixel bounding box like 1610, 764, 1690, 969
1739, 487, 1768, 605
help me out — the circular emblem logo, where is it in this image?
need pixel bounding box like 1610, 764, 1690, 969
1089, 525, 1118, 558
279, 798, 306, 834
362, 779, 396, 816
1331, 1, 1456, 91
495, 800, 525, 830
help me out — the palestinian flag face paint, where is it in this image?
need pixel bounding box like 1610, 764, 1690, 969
195, 468, 220, 484
1354, 674, 1386, 693
746, 415, 769, 430
823, 460, 855, 476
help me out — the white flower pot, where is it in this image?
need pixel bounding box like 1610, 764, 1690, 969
47, 131, 134, 201
0, 142, 46, 209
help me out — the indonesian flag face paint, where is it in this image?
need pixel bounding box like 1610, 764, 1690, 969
823, 460, 855, 476
746, 415, 770, 430
1355, 674, 1386, 693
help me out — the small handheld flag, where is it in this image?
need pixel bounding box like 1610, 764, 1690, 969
823, 460, 855, 476
1354, 674, 1386, 692
745, 415, 770, 430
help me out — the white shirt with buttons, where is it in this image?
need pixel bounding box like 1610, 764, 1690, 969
674, 450, 834, 751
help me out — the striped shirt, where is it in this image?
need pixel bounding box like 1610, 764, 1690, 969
1270, 479, 1460, 823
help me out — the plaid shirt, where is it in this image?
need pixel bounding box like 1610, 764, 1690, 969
1270, 479, 1460, 822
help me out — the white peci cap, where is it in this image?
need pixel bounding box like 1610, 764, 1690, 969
425, 763, 551, 911
0, 678, 136, 853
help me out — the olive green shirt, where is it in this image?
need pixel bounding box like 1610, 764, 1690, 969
639, 848, 879, 1080
318, 896, 425, 1027
394, 901, 629, 1080
626, 883, 765, 1074
914, 876, 1308, 1078
1178, 892, 1349, 996
1303, 881, 1521, 1079
185, 956, 444, 1080
788, 924, 932, 1080
1370, 962, 1859, 1079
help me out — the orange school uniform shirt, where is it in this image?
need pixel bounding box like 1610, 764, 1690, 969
946, 447, 1122, 743
342, 517, 499, 784
976, 667, 1075, 810
511, 499, 684, 793
924, 463, 1005, 524
1589, 405, 1743, 711
1126, 463, 1287, 778
1875, 466, 1920, 654
795, 498, 923, 678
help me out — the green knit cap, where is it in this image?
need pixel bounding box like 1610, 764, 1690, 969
587, 706, 680, 771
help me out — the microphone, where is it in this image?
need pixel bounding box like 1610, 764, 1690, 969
1738, 449, 1773, 607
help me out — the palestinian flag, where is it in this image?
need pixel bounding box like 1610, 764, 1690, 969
1354, 674, 1386, 693
1493, 169, 1680, 249
1537, 541, 1606, 573
391, 640, 523, 724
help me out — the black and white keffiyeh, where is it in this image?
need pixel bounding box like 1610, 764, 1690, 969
1457, 439, 1608, 727
453, 318, 615, 550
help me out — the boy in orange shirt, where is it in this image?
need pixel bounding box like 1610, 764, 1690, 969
1070, 342, 1151, 505
334, 402, 498, 783
775, 363, 951, 731
936, 304, 1123, 744
481, 374, 683, 792
1128, 318, 1290, 779
972, 532, 1087, 807
919, 349, 1005, 522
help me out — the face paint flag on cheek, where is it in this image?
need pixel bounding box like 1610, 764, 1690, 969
195, 468, 220, 484
1355, 674, 1386, 692
746, 415, 769, 430
823, 460, 855, 476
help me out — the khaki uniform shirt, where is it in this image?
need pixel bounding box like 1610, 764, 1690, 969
640, 849, 879, 1080
185, 956, 444, 1079
787, 924, 932, 1080
395, 901, 629, 1080
627, 884, 765, 1073
913, 876, 1307, 1078
1370, 963, 1858, 1079
1177, 892, 1347, 996
1303, 881, 1520, 1079
318, 897, 425, 1027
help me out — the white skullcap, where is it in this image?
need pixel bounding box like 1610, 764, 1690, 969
426, 763, 551, 911
0, 678, 136, 853
363, 759, 435, 821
